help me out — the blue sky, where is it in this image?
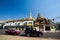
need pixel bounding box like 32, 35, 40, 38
0, 0, 60, 21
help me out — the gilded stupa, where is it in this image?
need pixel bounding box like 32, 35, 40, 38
19, 11, 35, 21
34, 11, 47, 26
36, 11, 43, 21
28, 11, 35, 21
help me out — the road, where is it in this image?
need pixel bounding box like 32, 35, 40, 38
0, 29, 60, 40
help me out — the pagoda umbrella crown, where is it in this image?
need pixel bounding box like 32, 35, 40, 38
36, 12, 43, 21
28, 11, 35, 21
29, 11, 32, 19
37, 12, 42, 18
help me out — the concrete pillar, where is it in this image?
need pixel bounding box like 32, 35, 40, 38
3, 26, 5, 29
44, 25, 45, 32
50, 25, 51, 31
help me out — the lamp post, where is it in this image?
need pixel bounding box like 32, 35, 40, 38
51, 17, 60, 31
8, 19, 10, 29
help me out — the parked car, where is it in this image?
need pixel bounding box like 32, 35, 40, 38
5, 28, 21, 35
25, 27, 43, 37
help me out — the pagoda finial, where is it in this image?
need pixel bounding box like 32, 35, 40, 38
7, 18, 11, 22
14, 18, 16, 20
8, 18, 10, 21
29, 11, 32, 18
37, 11, 42, 18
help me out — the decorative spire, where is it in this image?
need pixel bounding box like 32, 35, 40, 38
22, 17, 25, 20
29, 11, 32, 18
8, 18, 10, 21
14, 18, 16, 20
37, 11, 42, 18
7, 18, 11, 23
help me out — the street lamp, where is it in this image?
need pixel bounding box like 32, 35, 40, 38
51, 17, 60, 31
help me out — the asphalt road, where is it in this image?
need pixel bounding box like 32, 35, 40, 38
0, 29, 60, 40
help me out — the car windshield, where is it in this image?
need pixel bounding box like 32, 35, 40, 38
9, 28, 16, 30
33, 28, 36, 30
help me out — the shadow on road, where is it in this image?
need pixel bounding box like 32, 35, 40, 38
0, 29, 60, 39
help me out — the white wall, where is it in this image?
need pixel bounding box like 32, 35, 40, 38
4, 21, 33, 26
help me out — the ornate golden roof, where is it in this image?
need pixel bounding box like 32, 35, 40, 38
37, 12, 42, 18
28, 11, 35, 21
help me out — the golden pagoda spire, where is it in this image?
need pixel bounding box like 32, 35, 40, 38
37, 11, 42, 18
7, 18, 11, 23
29, 11, 32, 18
22, 17, 24, 20
8, 18, 11, 21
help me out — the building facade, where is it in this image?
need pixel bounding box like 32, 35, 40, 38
34, 12, 55, 32
3, 11, 55, 32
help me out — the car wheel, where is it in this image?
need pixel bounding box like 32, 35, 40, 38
27, 34, 30, 37
5, 32, 8, 35
39, 34, 42, 37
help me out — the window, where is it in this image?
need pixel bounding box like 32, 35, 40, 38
28, 22, 32, 24
24, 22, 27, 24
18, 23, 20, 26
51, 27, 54, 29
15, 23, 17, 26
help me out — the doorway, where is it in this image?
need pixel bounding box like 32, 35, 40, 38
45, 26, 51, 31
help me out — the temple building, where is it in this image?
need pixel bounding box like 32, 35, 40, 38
4, 11, 35, 30
3, 11, 55, 32
34, 12, 55, 32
